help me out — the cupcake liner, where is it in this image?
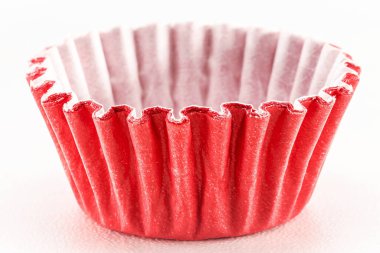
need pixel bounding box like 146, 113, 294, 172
26, 24, 360, 240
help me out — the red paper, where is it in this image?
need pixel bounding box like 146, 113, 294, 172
26, 24, 360, 240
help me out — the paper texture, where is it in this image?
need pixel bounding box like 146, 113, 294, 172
26, 23, 360, 240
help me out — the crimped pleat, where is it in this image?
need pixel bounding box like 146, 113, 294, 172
289, 39, 324, 101
266, 33, 304, 101
239, 28, 278, 107
99, 27, 142, 109
225, 104, 270, 234
293, 82, 358, 215
206, 25, 246, 109
134, 25, 174, 109
277, 97, 334, 222
127, 109, 171, 237
41, 93, 97, 220
308, 44, 341, 95
30, 83, 83, 211
58, 39, 90, 100
165, 116, 198, 238
170, 24, 210, 112
74, 33, 115, 107
40, 47, 71, 90
253, 103, 306, 229
184, 108, 232, 237
64, 103, 118, 228
93, 107, 143, 234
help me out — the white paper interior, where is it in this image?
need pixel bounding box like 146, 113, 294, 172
39, 24, 347, 114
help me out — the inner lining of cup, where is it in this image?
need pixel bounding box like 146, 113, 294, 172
43, 24, 345, 114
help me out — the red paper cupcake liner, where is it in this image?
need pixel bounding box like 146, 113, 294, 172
26, 24, 360, 240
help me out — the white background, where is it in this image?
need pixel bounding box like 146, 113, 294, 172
0, 0, 379, 252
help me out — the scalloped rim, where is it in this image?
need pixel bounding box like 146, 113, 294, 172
26, 42, 360, 125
